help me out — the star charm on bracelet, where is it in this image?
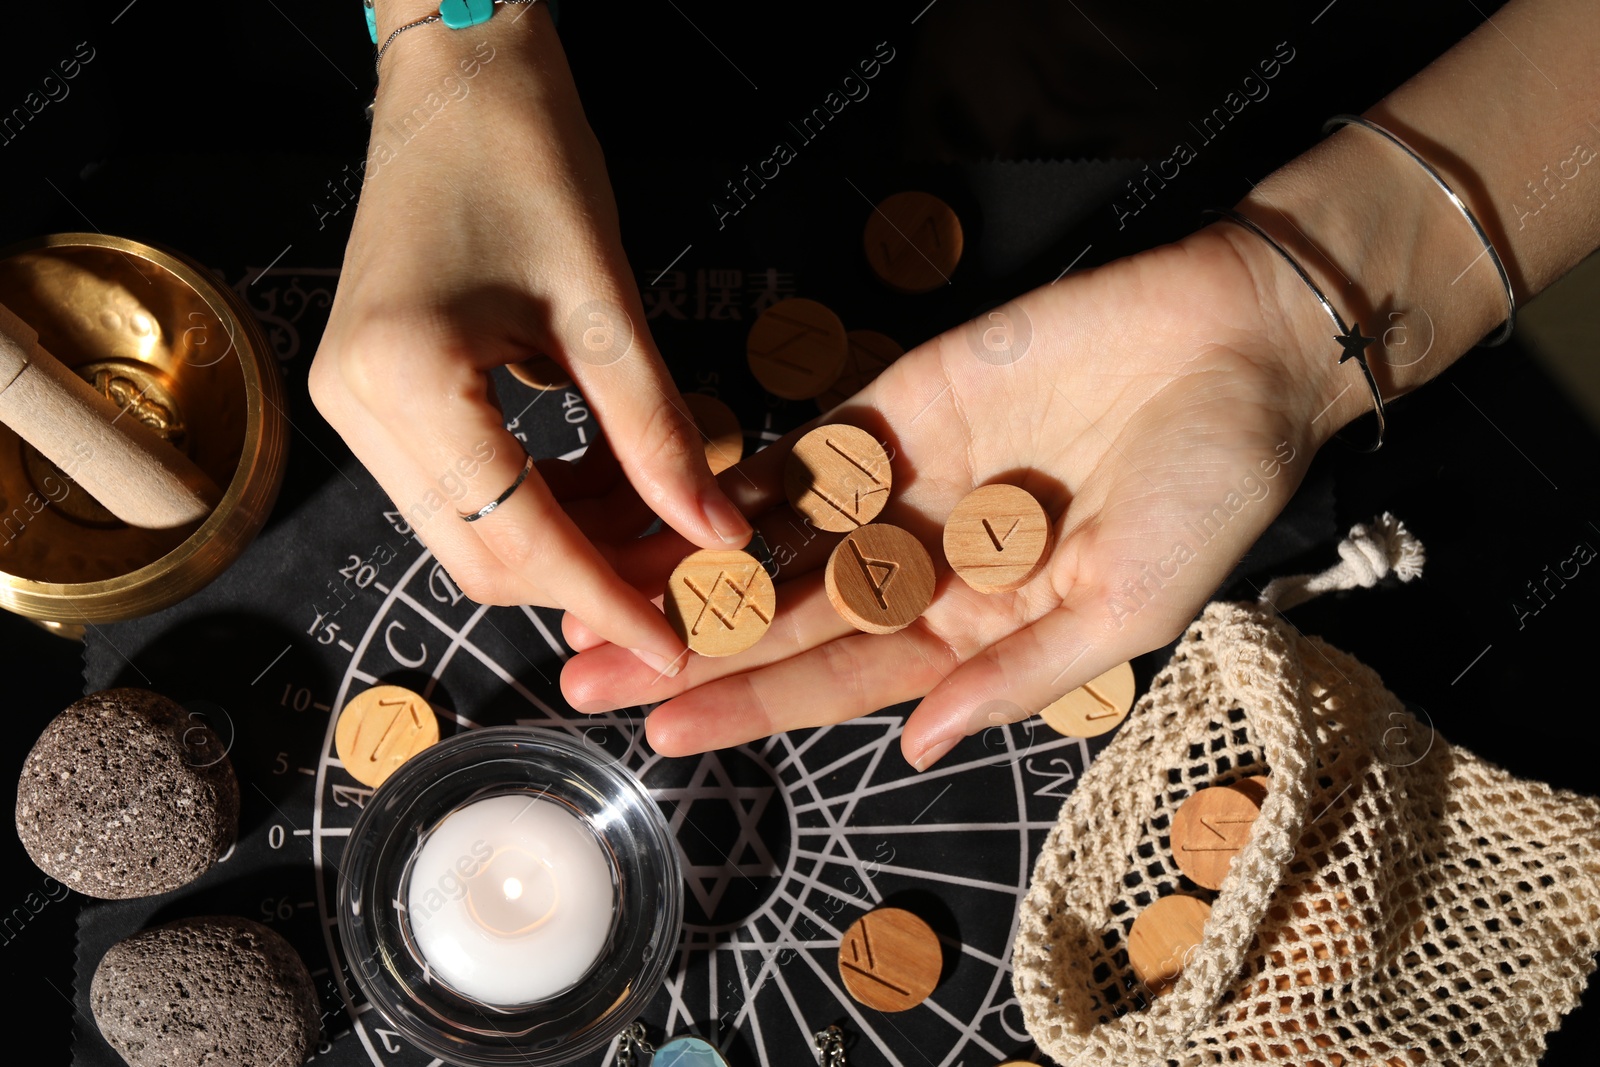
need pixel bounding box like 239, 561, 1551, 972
1335, 322, 1376, 364
1334, 322, 1386, 449
1203, 207, 1388, 452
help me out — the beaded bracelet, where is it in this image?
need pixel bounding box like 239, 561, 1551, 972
366, 0, 541, 75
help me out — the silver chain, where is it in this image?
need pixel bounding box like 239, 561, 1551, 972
615, 1023, 655, 1067
813, 1026, 846, 1067
372, 0, 540, 75
373, 12, 442, 73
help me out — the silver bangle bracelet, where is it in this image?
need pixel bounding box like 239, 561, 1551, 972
1323, 114, 1517, 347
1204, 207, 1388, 453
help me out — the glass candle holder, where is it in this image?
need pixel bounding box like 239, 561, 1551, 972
339, 727, 683, 1066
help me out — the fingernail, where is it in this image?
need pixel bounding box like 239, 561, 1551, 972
702, 490, 753, 546
911, 736, 959, 772
631, 647, 684, 679
968, 699, 1028, 736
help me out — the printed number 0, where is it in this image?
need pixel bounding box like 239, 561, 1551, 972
268, 824, 286, 850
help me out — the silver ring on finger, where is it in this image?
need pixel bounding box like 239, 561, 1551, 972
459, 453, 535, 522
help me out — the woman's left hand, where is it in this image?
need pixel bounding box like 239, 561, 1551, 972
558, 223, 1340, 769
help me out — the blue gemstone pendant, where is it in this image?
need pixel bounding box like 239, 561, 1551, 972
652, 1036, 729, 1067
438, 0, 495, 29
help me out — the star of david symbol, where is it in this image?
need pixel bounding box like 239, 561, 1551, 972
654, 754, 779, 918
681, 566, 770, 636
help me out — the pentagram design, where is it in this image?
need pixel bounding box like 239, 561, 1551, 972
645, 748, 790, 932
297, 543, 1090, 1067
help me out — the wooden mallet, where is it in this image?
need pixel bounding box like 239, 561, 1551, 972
0, 300, 220, 529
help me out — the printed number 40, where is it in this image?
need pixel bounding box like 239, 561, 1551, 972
564, 392, 589, 424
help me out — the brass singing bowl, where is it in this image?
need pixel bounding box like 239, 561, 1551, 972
0, 233, 287, 629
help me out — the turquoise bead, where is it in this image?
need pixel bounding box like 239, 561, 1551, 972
439, 0, 495, 29
653, 1037, 729, 1067
363, 0, 377, 43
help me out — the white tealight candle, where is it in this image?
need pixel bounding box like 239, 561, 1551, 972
407, 794, 615, 1006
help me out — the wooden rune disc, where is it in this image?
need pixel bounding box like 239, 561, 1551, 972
1040, 661, 1136, 738
825, 524, 935, 634
863, 191, 964, 294
817, 329, 903, 413
942, 483, 1052, 594
746, 297, 847, 400
1236, 775, 1271, 804
1127, 895, 1212, 996
784, 423, 892, 533
837, 907, 942, 1012
663, 548, 776, 657
506, 354, 572, 392
334, 685, 440, 789
682, 392, 743, 475
1171, 780, 1268, 890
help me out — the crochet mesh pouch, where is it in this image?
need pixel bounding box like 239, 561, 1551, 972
1013, 515, 1600, 1066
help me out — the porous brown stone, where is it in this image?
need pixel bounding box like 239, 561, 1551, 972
90, 916, 321, 1067
15, 688, 239, 898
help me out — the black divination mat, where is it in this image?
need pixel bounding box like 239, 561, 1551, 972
51, 162, 1600, 1067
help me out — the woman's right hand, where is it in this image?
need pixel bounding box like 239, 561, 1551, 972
310, 2, 750, 677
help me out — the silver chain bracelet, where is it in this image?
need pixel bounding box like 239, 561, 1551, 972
373, 0, 540, 76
